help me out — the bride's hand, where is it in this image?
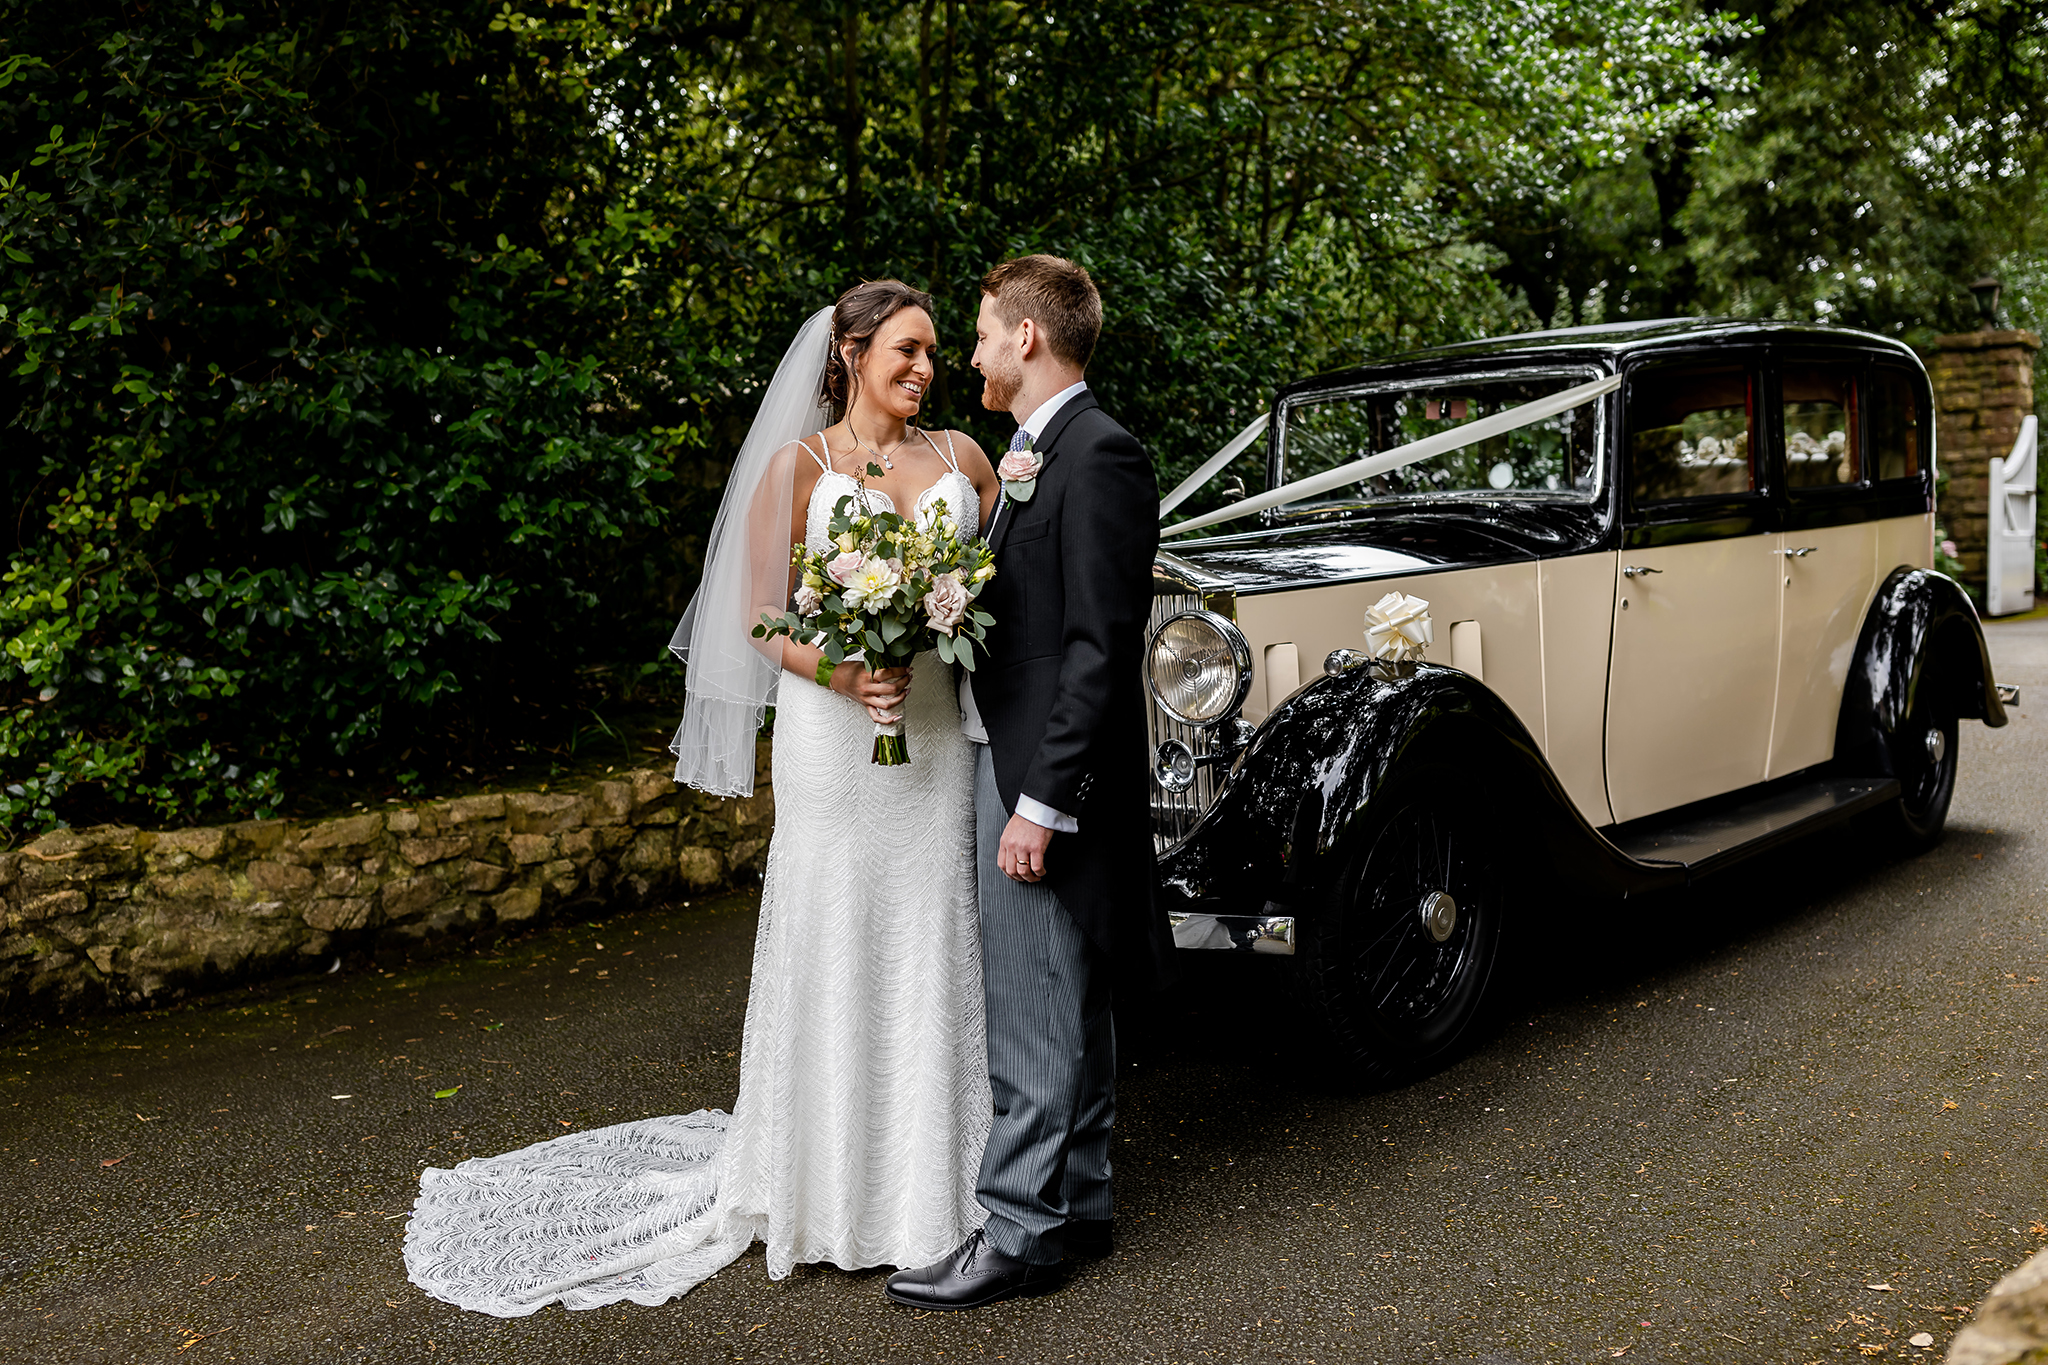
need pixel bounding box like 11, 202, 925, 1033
831, 663, 912, 724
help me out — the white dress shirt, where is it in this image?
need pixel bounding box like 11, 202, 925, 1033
961, 380, 1090, 834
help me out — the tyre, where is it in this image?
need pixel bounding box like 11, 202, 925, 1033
1299, 765, 1505, 1085
1869, 662, 1959, 853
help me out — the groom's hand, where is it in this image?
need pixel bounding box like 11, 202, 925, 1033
999, 813, 1054, 883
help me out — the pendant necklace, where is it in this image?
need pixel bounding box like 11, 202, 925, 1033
853, 422, 912, 472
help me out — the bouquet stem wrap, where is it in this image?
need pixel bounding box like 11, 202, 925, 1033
873, 718, 909, 766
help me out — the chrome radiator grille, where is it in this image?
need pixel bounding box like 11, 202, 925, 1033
1146, 589, 1221, 853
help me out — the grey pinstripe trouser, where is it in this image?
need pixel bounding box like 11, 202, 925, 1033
973, 742, 1115, 1266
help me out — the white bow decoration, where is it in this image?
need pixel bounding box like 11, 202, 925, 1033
1365, 591, 1433, 663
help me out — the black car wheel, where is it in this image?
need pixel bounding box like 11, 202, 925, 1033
1299, 766, 1505, 1085
1874, 663, 1959, 852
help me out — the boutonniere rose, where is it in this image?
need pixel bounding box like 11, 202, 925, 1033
998, 445, 1043, 502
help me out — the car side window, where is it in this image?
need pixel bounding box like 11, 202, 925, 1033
1628, 366, 1756, 507
1782, 364, 1860, 489
1867, 365, 1923, 482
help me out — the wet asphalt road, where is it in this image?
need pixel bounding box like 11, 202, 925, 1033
6, 618, 2048, 1365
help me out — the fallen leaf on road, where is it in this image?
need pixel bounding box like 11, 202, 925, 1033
1943, 1100, 1959, 1110
1909, 1333, 1935, 1348
1867, 1283, 1895, 1291
100, 1156, 126, 1167
1610, 1348, 1630, 1357
433, 1086, 461, 1099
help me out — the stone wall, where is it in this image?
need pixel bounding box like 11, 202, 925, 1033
1927, 329, 2040, 595
0, 748, 772, 1023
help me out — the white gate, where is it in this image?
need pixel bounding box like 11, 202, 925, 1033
1987, 414, 2038, 617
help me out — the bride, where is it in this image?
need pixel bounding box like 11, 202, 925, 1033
403, 280, 1002, 1315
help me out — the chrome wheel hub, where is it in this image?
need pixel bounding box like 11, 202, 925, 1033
1419, 890, 1458, 943
1924, 727, 1947, 764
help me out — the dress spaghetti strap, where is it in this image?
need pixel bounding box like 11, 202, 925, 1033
920, 428, 963, 474
794, 433, 830, 472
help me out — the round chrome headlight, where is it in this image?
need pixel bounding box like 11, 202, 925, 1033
1147, 610, 1253, 726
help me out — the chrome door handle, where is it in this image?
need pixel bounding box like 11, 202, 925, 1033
1621, 565, 1663, 578
1781, 546, 1818, 557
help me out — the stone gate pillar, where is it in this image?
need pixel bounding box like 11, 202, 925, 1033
1926, 329, 2040, 604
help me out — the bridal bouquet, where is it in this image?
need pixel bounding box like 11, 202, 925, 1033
753, 463, 997, 765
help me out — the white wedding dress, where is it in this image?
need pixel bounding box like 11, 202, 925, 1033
403, 435, 991, 1316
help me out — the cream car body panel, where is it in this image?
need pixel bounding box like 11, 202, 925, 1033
1235, 561, 1545, 739
1604, 535, 1783, 822
1876, 511, 1935, 581
1538, 551, 1619, 825
1768, 523, 1879, 777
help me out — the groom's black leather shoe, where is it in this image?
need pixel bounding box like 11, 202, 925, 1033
884, 1229, 1063, 1310
1063, 1218, 1113, 1262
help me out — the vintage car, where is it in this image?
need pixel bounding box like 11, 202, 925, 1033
1145, 318, 2015, 1082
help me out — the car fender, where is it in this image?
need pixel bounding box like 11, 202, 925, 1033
1836, 568, 2007, 777
1155, 662, 1677, 921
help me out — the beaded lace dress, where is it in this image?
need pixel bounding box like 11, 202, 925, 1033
403, 435, 990, 1315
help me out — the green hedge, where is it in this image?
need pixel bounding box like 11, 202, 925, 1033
0, 3, 677, 836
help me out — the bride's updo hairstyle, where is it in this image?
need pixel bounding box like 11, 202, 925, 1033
823, 279, 935, 419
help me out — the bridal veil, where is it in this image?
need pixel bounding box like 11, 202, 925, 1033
668, 307, 834, 797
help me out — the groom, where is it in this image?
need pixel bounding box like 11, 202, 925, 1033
886, 255, 1168, 1310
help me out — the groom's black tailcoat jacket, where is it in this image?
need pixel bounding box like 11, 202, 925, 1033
974, 392, 1174, 994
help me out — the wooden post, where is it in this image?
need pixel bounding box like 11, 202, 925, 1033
1927, 329, 2041, 604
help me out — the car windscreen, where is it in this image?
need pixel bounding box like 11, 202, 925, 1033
1278, 373, 1600, 504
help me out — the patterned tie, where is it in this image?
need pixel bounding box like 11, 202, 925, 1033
991, 428, 1032, 538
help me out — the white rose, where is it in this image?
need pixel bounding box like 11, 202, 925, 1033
793, 584, 823, 617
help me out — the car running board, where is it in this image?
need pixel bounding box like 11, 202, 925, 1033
1605, 776, 1901, 878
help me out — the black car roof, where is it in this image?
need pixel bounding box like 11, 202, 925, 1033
1281, 317, 1926, 400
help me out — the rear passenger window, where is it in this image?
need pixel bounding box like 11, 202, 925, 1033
1868, 367, 1922, 481
1782, 364, 1860, 489
1629, 367, 1755, 506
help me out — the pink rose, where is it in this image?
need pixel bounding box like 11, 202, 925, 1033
1940, 539, 1959, 559
922, 572, 969, 635
997, 450, 1042, 483
826, 550, 866, 585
